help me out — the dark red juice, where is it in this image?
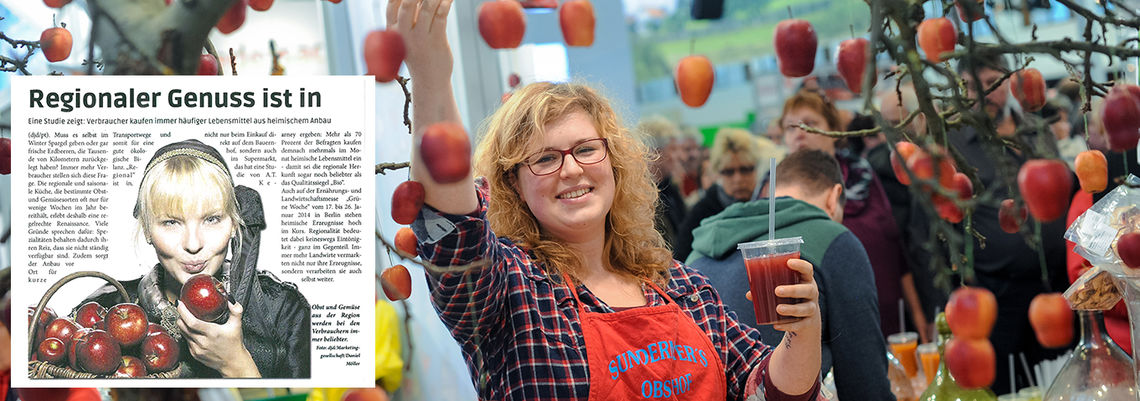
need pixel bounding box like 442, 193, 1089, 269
745, 251, 801, 325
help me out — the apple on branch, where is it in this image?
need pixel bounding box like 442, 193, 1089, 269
559, 0, 595, 47
364, 29, 407, 83
478, 0, 526, 49
837, 38, 873, 94
675, 55, 714, 108
774, 19, 817, 78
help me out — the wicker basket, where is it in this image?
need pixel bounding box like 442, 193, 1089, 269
27, 271, 185, 379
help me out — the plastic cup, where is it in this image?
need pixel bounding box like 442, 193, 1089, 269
917, 342, 940, 386
738, 237, 804, 326
888, 331, 920, 378
1017, 386, 1041, 401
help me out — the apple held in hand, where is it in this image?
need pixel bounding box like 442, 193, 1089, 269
1102, 85, 1140, 151
141, 331, 180, 373
363, 29, 406, 83
675, 55, 715, 108
917, 18, 956, 63
105, 303, 148, 348
216, 0, 247, 34
945, 286, 997, 340
1010, 68, 1046, 112
945, 337, 996, 389
180, 274, 230, 323
837, 38, 873, 94
1028, 293, 1074, 348
478, 0, 526, 49
381, 264, 412, 301
559, 0, 595, 47
394, 227, 418, 258
391, 180, 425, 225
774, 19, 817, 78
40, 26, 73, 63
998, 199, 1027, 234
420, 122, 472, 183
1074, 150, 1108, 193
1017, 159, 1073, 222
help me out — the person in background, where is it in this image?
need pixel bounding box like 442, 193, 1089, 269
394, 0, 825, 398
1041, 96, 1086, 168
676, 128, 706, 205
688, 149, 893, 401
636, 116, 688, 255
675, 128, 782, 262
775, 90, 925, 341
308, 299, 404, 401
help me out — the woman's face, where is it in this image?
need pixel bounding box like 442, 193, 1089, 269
148, 196, 233, 287
716, 153, 757, 201
515, 110, 615, 242
782, 107, 837, 155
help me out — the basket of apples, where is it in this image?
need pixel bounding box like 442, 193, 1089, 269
27, 271, 183, 379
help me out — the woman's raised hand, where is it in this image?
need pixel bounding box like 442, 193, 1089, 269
176, 300, 261, 378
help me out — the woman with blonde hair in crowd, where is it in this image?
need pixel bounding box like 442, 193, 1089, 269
673, 127, 782, 262
391, 0, 824, 399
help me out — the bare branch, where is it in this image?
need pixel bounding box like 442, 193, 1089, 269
376, 161, 411, 175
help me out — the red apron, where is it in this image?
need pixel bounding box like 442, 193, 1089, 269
564, 274, 728, 400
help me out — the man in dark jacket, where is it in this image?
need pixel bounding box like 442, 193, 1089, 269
688, 150, 894, 401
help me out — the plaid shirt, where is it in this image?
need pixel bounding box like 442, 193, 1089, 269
413, 186, 820, 401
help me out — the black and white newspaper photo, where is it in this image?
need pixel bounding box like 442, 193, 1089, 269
10, 75, 376, 388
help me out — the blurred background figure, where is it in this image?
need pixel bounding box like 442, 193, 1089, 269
636, 116, 688, 256
674, 127, 782, 261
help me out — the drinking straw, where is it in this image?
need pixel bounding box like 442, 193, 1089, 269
1009, 354, 1016, 394
769, 157, 776, 242
1019, 353, 1036, 387
899, 299, 905, 335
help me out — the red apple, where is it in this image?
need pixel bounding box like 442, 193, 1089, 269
71, 329, 121, 374
675, 55, 715, 108
934, 172, 973, 223
508, 73, 521, 88
420, 122, 472, 183
147, 322, 169, 336
29, 306, 56, 346
1074, 150, 1108, 193
67, 327, 93, 370
559, 0, 595, 47
1010, 68, 1046, 112
114, 355, 148, 378
75, 302, 106, 329
773, 19, 817, 78
917, 18, 956, 63
1101, 85, 1140, 151
837, 38, 873, 94
391, 180, 425, 225
381, 264, 412, 301
520, 0, 557, 7
327, 0, 342, 3
998, 199, 1027, 234
906, 146, 956, 190
44, 318, 80, 352
945, 337, 996, 389
38, 338, 67, 365
40, 26, 72, 63
180, 274, 230, 323
105, 303, 148, 348
1118, 232, 1140, 269
0, 137, 10, 174
343, 388, 389, 401
478, 0, 526, 49
44, 0, 72, 7
394, 227, 418, 258
1028, 293, 1074, 348
363, 29, 406, 83
197, 54, 219, 75
945, 286, 997, 340
891, 141, 919, 185
1017, 159, 1073, 222
141, 331, 180, 373
249, 0, 273, 11
956, 0, 985, 22
216, 0, 247, 34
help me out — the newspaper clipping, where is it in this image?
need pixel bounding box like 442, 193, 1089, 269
10, 76, 376, 388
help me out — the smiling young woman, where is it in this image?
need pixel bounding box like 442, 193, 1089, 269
392, 0, 824, 400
